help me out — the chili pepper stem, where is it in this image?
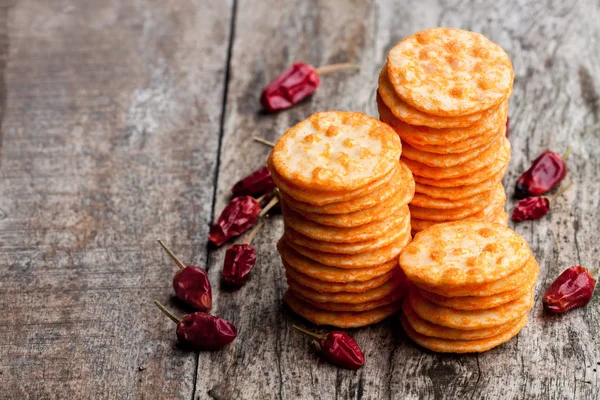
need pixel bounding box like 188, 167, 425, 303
157, 239, 186, 270
548, 181, 574, 203
154, 300, 182, 324
562, 146, 572, 161
292, 324, 326, 340
314, 63, 361, 75
253, 136, 276, 147
258, 195, 279, 218
243, 218, 265, 245
255, 194, 267, 203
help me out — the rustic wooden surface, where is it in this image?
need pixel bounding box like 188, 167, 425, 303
1, 0, 599, 399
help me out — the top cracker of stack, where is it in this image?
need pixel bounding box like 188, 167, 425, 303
268, 111, 415, 328
377, 28, 514, 234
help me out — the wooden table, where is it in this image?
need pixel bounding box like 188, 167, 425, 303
1, 1, 599, 399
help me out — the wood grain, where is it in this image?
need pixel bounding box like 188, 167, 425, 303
2, 0, 600, 399
0, 0, 232, 398
195, 0, 600, 399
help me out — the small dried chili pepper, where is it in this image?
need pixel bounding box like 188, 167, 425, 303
511, 182, 572, 222
292, 325, 364, 370
543, 266, 596, 313
260, 62, 360, 112
209, 195, 280, 246
231, 166, 275, 197
158, 239, 212, 312
514, 148, 571, 199
154, 301, 237, 350
222, 218, 266, 286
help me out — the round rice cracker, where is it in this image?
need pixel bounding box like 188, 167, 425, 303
413, 140, 510, 187
282, 202, 409, 243
378, 89, 508, 148
284, 213, 410, 254
277, 239, 400, 282
411, 184, 496, 209
286, 231, 412, 268
415, 256, 538, 297
400, 313, 527, 353
300, 186, 411, 227
418, 274, 535, 310
492, 209, 509, 225
414, 169, 505, 200
401, 138, 496, 168
409, 183, 505, 222
402, 137, 509, 180
284, 264, 396, 293
270, 157, 399, 206
377, 68, 484, 129
399, 221, 531, 287
270, 111, 401, 192
408, 288, 534, 330
291, 288, 405, 312
402, 298, 525, 340
387, 28, 514, 117
281, 162, 413, 214
284, 290, 401, 328
287, 273, 404, 304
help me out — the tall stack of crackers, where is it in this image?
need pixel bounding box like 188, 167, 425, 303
398, 221, 538, 352
377, 28, 513, 234
268, 111, 415, 328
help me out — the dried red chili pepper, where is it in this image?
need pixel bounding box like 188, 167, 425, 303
514, 149, 570, 199
543, 266, 596, 313
511, 182, 572, 222
293, 325, 364, 370
505, 116, 509, 138
209, 195, 279, 246
231, 166, 275, 197
157, 239, 212, 312
260, 62, 360, 112
154, 301, 237, 350
222, 219, 265, 286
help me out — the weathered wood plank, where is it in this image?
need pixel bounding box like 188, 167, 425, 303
0, 0, 232, 398
195, 0, 600, 399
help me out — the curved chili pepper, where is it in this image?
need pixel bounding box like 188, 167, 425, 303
514, 151, 568, 198
293, 325, 364, 370
231, 166, 275, 197
209, 196, 262, 246
223, 244, 257, 286
157, 240, 212, 312
511, 182, 572, 222
155, 301, 237, 350
543, 266, 596, 313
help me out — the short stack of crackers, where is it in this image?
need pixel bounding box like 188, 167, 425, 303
268, 111, 415, 328
377, 28, 513, 234
398, 221, 538, 353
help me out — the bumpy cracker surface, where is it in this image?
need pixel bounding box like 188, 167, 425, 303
413, 139, 510, 187
408, 289, 533, 330
282, 203, 409, 243
387, 28, 513, 116
271, 111, 401, 191
403, 137, 509, 180
399, 221, 531, 286
270, 158, 398, 206
400, 313, 527, 353
293, 290, 405, 312
301, 189, 410, 227
284, 265, 394, 293
415, 257, 538, 297
377, 69, 484, 129
284, 291, 401, 328
402, 299, 524, 340
281, 162, 412, 214
277, 239, 399, 282
418, 276, 534, 310
287, 233, 411, 268
284, 213, 410, 254
414, 170, 504, 200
